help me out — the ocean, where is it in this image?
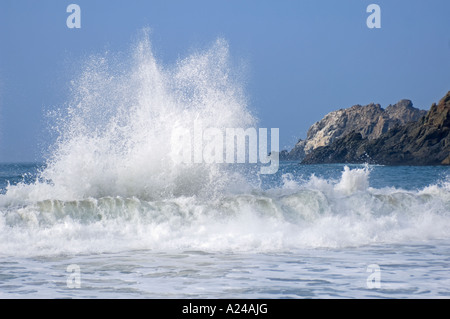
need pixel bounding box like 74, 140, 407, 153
1, 35, 449, 299
0, 162, 449, 298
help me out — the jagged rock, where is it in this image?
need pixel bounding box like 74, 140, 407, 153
300, 131, 368, 164
286, 99, 426, 160
282, 139, 306, 160
385, 99, 425, 123
278, 150, 290, 161
302, 91, 450, 165
442, 155, 450, 165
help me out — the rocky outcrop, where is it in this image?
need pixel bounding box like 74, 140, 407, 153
283, 99, 426, 160
301, 91, 450, 165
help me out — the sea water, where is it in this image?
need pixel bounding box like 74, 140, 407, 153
0, 162, 449, 298
0, 35, 449, 298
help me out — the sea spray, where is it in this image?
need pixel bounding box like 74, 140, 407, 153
38, 35, 258, 201
335, 164, 370, 195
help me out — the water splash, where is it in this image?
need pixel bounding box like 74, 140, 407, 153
38, 35, 257, 202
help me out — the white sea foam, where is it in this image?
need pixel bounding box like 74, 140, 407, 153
1, 164, 450, 256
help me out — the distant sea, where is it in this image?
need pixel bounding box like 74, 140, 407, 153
1, 162, 449, 298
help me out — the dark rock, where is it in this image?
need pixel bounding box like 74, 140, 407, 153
286, 99, 426, 160
278, 150, 290, 161
302, 91, 450, 166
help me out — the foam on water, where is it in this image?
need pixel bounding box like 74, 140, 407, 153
1, 163, 450, 256
1, 35, 450, 257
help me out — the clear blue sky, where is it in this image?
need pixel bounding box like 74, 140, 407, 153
0, 0, 449, 162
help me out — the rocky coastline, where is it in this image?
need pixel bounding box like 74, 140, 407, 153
282, 91, 450, 165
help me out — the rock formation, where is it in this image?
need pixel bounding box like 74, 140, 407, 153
301, 91, 450, 165
283, 100, 426, 160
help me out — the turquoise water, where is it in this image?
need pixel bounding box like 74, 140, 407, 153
0, 162, 449, 298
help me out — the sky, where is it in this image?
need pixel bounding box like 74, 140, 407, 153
0, 0, 449, 162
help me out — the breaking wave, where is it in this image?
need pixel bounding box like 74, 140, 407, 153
1, 164, 450, 256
